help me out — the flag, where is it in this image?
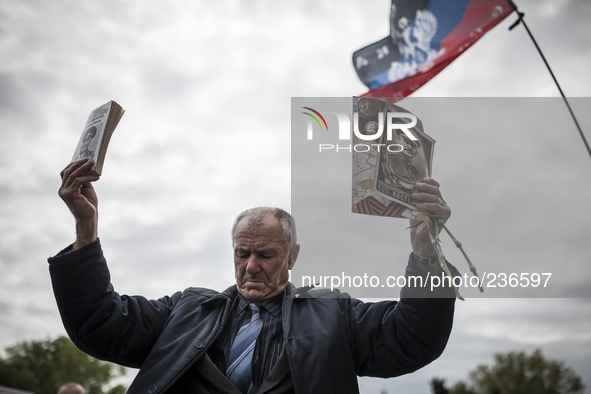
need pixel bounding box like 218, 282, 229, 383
353, 0, 516, 97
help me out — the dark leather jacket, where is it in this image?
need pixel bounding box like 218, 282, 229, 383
49, 240, 456, 394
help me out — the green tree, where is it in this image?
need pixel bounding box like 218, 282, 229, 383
435, 349, 585, 394
430, 377, 450, 394
0, 336, 127, 394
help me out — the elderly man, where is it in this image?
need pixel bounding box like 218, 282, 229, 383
57, 383, 85, 394
49, 158, 457, 394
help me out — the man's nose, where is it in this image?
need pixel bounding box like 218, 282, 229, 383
245, 256, 263, 274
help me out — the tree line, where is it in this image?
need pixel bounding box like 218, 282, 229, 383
0, 336, 126, 394
0, 337, 585, 394
430, 349, 585, 394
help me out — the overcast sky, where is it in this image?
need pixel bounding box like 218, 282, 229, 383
1, 0, 590, 392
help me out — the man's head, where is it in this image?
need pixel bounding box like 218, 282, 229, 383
58, 383, 85, 394
395, 129, 420, 159
231, 207, 300, 301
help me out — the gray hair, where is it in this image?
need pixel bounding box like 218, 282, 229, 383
58, 383, 85, 394
231, 207, 297, 248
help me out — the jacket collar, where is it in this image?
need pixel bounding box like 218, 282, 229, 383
200, 285, 238, 307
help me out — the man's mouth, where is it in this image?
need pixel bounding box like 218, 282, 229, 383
244, 278, 266, 284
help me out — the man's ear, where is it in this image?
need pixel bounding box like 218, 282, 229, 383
289, 244, 300, 269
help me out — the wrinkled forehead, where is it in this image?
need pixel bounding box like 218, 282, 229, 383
233, 215, 285, 245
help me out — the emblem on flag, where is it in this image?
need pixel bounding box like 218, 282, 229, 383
353, 0, 516, 97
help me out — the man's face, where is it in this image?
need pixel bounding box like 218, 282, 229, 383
233, 216, 297, 301
397, 133, 418, 159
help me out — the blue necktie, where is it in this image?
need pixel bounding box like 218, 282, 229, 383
226, 303, 263, 394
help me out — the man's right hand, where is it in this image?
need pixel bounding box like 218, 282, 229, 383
59, 159, 100, 249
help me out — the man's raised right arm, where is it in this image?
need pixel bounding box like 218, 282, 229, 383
51, 159, 179, 367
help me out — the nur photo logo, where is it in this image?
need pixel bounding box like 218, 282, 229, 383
300, 104, 419, 153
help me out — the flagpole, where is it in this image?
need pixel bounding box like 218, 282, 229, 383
509, 10, 591, 160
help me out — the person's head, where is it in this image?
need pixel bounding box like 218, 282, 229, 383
395, 129, 420, 159
231, 207, 300, 301
58, 383, 85, 394
81, 126, 97, 151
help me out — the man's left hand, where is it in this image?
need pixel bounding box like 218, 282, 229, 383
410, 178, 451, 257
